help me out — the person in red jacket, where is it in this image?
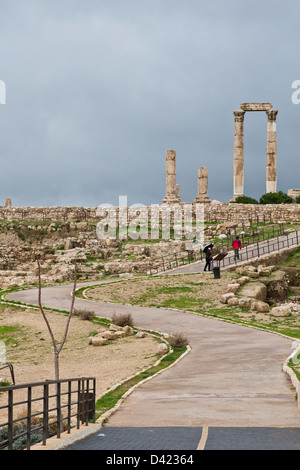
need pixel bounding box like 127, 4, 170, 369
232, 236, 242, 260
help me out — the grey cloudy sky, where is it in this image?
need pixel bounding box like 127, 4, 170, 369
0, 0, 299, 207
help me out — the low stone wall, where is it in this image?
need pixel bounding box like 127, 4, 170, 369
0, 203, 298, 224
205, 203, 300, 224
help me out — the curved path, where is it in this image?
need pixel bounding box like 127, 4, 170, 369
7, 281, 300, 431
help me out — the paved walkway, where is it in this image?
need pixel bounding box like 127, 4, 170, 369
7, 280, 300, 449
158, 230, 300, 275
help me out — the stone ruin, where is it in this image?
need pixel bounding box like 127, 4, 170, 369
161, 103, 300, 205
233, 102, 278, 200
162, 150, 211, 204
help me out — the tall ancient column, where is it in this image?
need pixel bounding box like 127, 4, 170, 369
163, 150, 181, 203
233, 110, 246, 200
266, 110, 278, 193
194, 167, 210, 203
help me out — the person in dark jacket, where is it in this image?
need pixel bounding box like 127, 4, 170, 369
232, 236, 242, 260
203, 245, 213, 271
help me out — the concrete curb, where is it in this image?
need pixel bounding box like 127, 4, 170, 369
283, 342, 300, 411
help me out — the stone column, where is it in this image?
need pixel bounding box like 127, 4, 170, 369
5, 198, 12, 208
163, 150, 181, 203
266, 110, 278, 193
194, 167, 210, 203
233, 110, 246, 200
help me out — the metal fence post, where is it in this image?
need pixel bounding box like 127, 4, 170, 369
8, 389, 13, 451
26, 386, 32, 451
43, 382, 49, 445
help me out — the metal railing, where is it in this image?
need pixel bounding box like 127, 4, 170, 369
0, 377, 96, 450
218, 230, 300, 269
148, 224, 286, 275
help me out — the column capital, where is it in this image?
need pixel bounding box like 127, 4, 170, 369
266, 110, 278, 121
233, 110, 246, 122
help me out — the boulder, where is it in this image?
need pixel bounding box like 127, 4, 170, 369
64, 238, 73, 250
115, 330, 126, 338
226, 283, 240, 294
220, 293, 235, 304
235, 276, 250, 286
109, 324, 123, 332
135, 331, 146, 338
266, 270, 290, 302
157, 343, 168, 355
123, 325, 134, 336
89, 336, 108, 346
239, 298, 252, 308
227, 296, 240, 306
251, 300, 270, 313
271, 305, 291, 317
239, 281, 267, 302
102, 330, 119, 340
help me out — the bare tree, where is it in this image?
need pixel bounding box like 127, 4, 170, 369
37, 259, 77, 381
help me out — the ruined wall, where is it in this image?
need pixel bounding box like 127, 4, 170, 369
0, 203, 299, 223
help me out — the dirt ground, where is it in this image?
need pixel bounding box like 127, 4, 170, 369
0, 305, 160, 421
84, 272, 233, 308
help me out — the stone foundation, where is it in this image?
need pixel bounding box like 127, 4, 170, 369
0, 203, 298, 224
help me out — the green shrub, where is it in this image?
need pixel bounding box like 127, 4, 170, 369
259, 191, 293, 204
233, 195, 258, 204
295, 195, 300, 204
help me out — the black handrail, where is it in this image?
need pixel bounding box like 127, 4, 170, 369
0, 377, 96, 450
149, 228, 299, 275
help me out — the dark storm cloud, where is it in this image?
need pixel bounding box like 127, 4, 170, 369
0, 0, 299, 206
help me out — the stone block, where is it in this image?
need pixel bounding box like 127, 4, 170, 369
157, 343, 168, 355
226, 283, 240, 294
227, 296, 240, 306
220, 293, 235, 304
251, 301, 270, 313
102, 330, 119, 340
239, 298, 252, 308
89, 337, 108, 346
239, 281, 267, 302
123, 325, 134, 335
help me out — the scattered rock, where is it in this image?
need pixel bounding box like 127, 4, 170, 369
89, 336, 108, 346
226, 283, 240, 294
157, 343, 168, 355
109, 324, 123, 332
123, 325, 134, 336
251, 300, 270, 313
265, 270, 290, 302
238, 298, 252, 308
220, 293, 235, 304
239, 281, 267, 302
102, 330, 119, 340
115, 330, 126, 338
135, 331, 146, 338
271, 305, 291, 317
235, 276, 250, 285
227, 296, 240, 306
271, 302, 300, 316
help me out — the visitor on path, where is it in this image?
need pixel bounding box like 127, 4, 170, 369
203, 243, 213, 271
232, 236, 242, 260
